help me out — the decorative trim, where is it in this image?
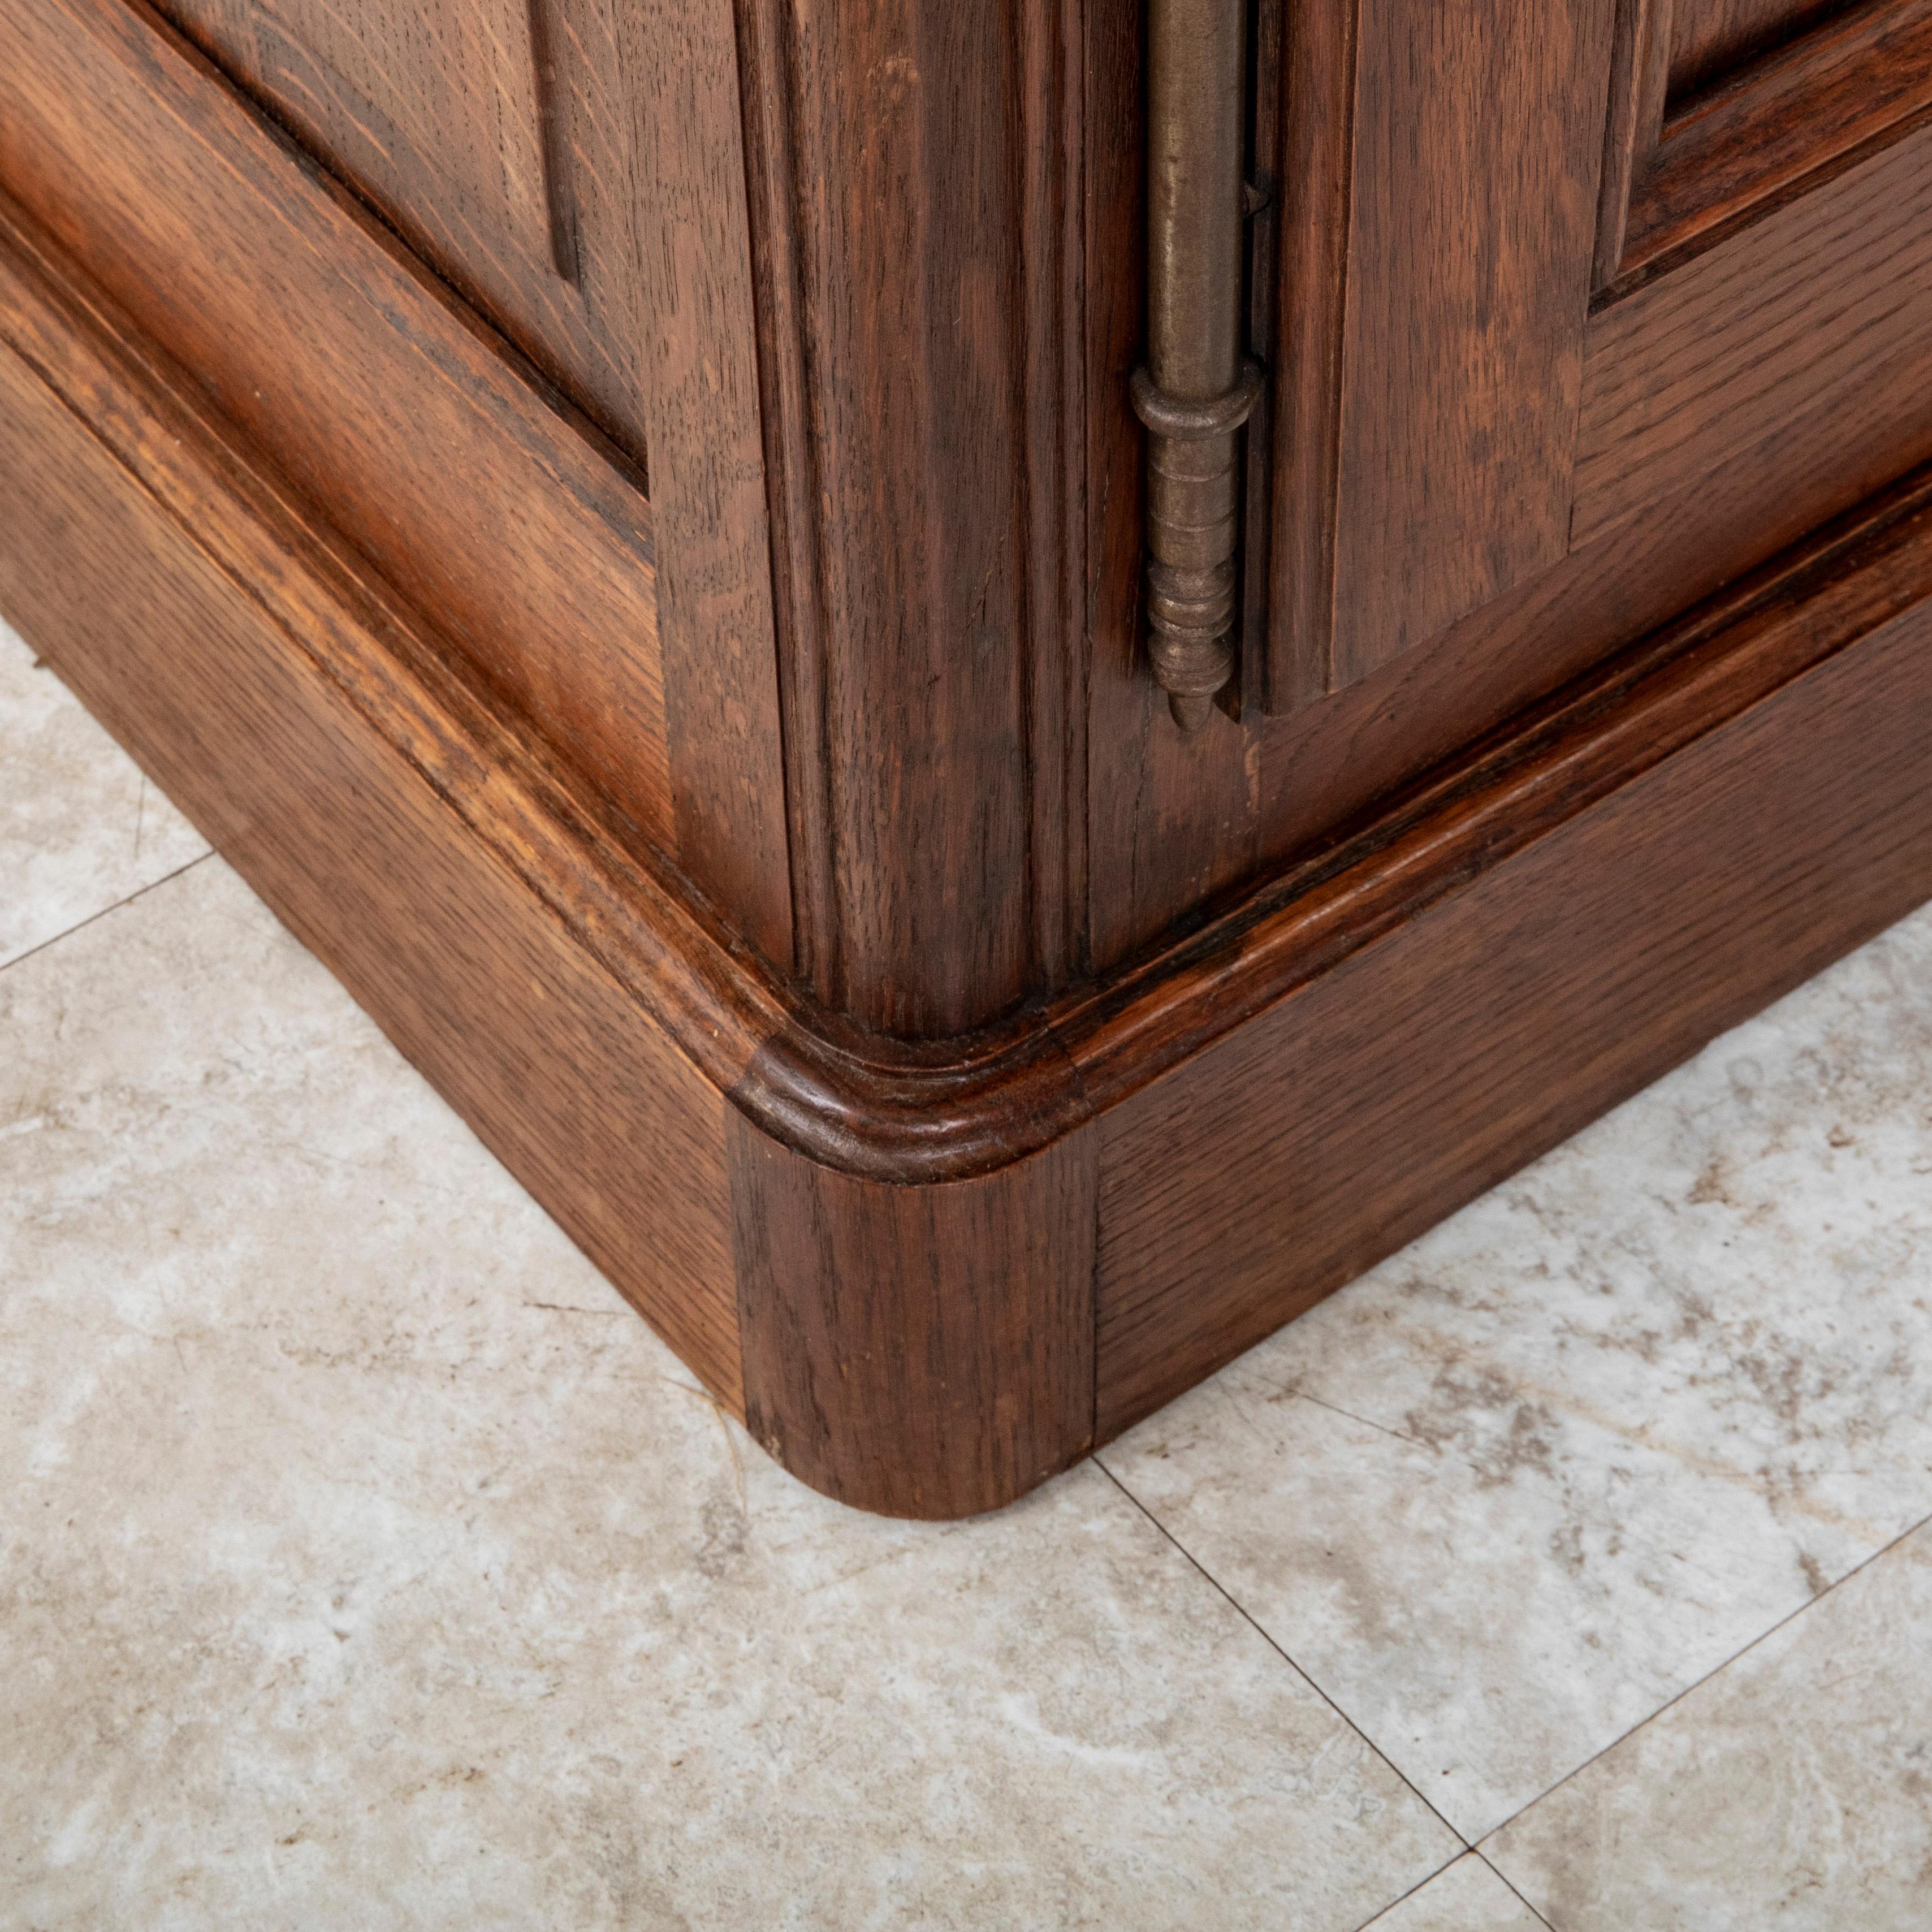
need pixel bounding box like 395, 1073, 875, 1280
728, 0, 1091, 1031
11, 181, 1932, 1187
1259, 0, 1359, 714
525, 0, 582, 286
14, 193, 1932, 1518
1594, 0, 1932, 302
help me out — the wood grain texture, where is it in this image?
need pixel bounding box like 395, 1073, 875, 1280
1576, 121, 1932, 543
1260, 0, 1358, 710
1094, 478, 1932, 1437
0, 290, 747, 1411
0, 0, 796, 967
12, 150, 1932, 1516
1235, 0, 1286, 713
1594, 0, 1674, 288
1099, 0, 1932, 973
0, 197, 1097, 1511
1085, 234, 1932, 977
731, 1123, 1098, 1519
0, 0, 676, 856
731, 0, 1088, 1035
178, 0, 804, 961
1617, 0, 1932, 289
150, 0, 654, 450
563, 0, 793, 970
1322, 0, 1615, 688
1670, 0, 1845, 92
1080, 0, 1263, 982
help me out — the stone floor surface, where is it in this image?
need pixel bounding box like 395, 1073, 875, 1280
4, 613, 1930, 1927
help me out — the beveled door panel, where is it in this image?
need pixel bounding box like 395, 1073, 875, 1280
1580, 0, 1932, 544
1597, 0, 1932, 291
157, 0, 655, 461
0, 0, 794, 969
1262, 0, 1619, 706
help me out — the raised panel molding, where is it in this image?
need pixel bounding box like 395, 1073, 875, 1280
154, 0, 656, 460
1595, 0, 1932, 296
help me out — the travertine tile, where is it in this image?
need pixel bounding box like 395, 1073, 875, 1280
1360, 1854, 1548, 1932
1104, 900, 1932, 1840
1485, 1519, 1932, 1931
0, 615, 208, 963
0, 859, 1458, 1930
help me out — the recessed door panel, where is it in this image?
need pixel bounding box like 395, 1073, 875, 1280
158, 0, 655, 464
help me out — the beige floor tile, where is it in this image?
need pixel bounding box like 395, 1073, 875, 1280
1360, 1854, 1548, 1931
0, 616, 208, 964
1, 858, 1459, 1930
1485, 1519, 1932, 1931
1103, 900, 1932, 1840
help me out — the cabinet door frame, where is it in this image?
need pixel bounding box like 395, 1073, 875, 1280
1257, 0, 1619, 711
1255, 0, 1932, 712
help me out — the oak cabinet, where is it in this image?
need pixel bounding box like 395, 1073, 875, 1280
4, 0, 1932, 1514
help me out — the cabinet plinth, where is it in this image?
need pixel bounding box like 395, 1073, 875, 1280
5, 0, 1932, 1514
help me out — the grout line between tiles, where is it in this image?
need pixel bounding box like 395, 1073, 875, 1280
0, 850, 215, 980
1350, 1848, 1558, 1932
1473, 1848, 1558, 1930
1344, 1855, 1472, 1931
1091, 1455, 1472, 1866
1476, 1497, 1932, 1858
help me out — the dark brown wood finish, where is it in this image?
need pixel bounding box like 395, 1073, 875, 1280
1670, 0, 1847, 92
1088, 0, 1632, 973
1082, 0, 1259, 983
1325, 0, 1615, 689
0, 252, 749, 1410
1095, 478, 1932, 1436
572, 0, 794, 971
151, 0, 654, 452
1092, 0, 1932, 976
732, 1126, 1098, 1522
1598, 0, 1932, 295
11, 0, 1932, 1520
1576, 120, 1932, 542
1259, 0, 1618, 702
1255, 0, 1356, 714
732, 0, 1088, 1035
10, 167, 1932, 1513
1594, 0, 1675, 287
0, 0, 673, 849
1086, 201, 1932, 975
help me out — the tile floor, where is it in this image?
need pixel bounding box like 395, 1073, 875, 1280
3, 608, 1929, 1929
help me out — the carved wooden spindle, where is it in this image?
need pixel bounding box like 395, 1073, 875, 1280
1134, 0, 1261, 731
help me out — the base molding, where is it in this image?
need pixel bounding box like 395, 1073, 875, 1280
6, 201, 1932, 1516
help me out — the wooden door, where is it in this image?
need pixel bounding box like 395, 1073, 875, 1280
152, 0, 651, 457
1088, 0, 1932, 970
